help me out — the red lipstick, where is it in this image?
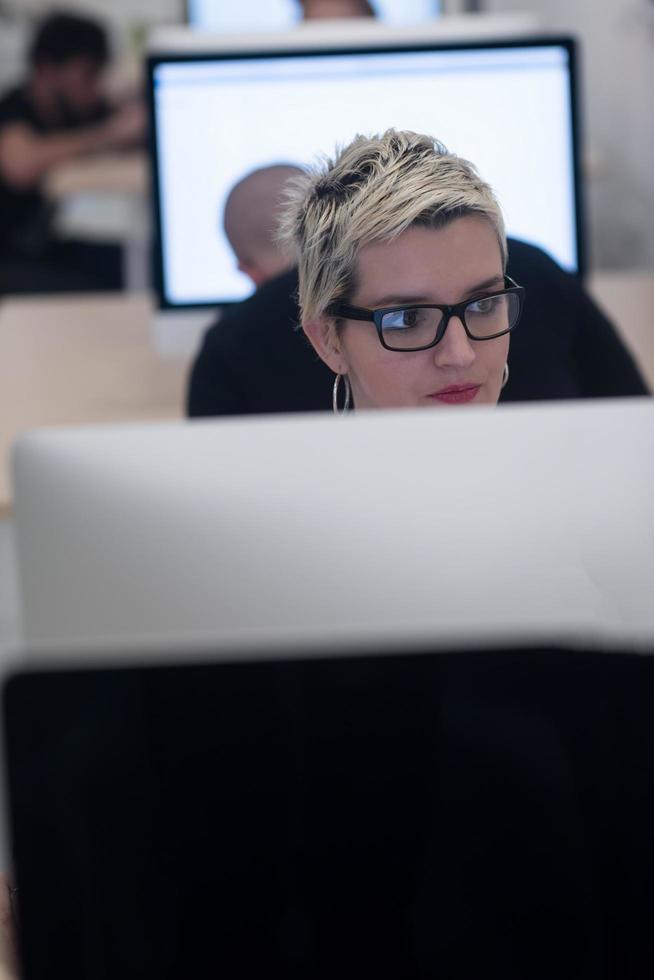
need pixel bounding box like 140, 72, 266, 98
428, 384, 481, 404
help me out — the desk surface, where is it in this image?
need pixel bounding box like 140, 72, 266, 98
0, 293, 189, 513
0, 272, 652, 514
45, 153, 149, 251
44, 151, 148, 199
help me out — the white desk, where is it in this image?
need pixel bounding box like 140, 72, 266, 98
0, 293, 190, 515
44, 152, 147, 199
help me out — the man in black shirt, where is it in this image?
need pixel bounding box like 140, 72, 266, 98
188, 242, 649, 417
0, 12, 145, 294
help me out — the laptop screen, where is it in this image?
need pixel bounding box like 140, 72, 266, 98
148, 38, 582, 310
4, 646, 653, 978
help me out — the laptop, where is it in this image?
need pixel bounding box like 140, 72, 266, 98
4, 643, 654, 979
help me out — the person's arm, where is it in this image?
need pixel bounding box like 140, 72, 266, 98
0, 101, 145, 190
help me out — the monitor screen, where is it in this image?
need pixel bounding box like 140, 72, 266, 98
5, 647, 654, 979
187, 0, 441, 33
149, 38, 582, 310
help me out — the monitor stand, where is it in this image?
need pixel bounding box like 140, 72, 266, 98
151, 307, 218, 359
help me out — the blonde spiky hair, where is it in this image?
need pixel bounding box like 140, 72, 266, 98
278, 129, 507, 325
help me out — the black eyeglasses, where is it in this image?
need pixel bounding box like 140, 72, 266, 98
328, 276, 525, 352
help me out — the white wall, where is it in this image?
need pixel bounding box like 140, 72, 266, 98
484, 0, 654, 270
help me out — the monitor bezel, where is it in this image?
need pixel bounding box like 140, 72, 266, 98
146, 34, 585, 313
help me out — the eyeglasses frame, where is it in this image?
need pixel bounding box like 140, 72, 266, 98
327, 275, 526, 352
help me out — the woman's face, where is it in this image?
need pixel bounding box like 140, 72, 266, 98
306, 215, 509, 409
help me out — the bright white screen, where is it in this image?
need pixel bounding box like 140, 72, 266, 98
153, 45, 578, 307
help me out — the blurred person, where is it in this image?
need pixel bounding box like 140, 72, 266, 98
299, 0, 376, 19
189, 162, 335, 417
223, 164, 304, 288
187, 129, 647, 417
0, 10, 146, 294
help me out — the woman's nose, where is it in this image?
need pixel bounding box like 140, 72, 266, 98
432, 315, 476, 369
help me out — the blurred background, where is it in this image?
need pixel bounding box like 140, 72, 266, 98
1, 0, 652, 657
0, 2, 651, 945
0, 0, 651, 271
483, 0, 654, 270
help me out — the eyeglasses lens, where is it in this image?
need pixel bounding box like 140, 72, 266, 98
464, 292, 520, 339
380, 291, 520, 351
380, 307, 444, 350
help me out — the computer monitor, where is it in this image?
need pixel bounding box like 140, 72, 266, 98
148, 33, 584, 312
11, 398, 654, 656
4, 645, 654, 978
187, 0, 441, 32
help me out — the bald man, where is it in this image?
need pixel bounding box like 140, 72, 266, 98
223, 164, 304, 289
187, 161, 332, 416
299, 0, 375, 18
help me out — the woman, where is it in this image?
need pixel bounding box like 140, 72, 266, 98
279, 129, 525, 412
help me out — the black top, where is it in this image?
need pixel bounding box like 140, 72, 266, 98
187, 239, 648, 417
0, 85, 108, 254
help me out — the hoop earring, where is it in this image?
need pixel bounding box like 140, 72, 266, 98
501, 363, 509, 390
332, 373, 351, 414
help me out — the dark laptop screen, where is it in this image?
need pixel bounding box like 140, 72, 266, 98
4, 647, 653, 979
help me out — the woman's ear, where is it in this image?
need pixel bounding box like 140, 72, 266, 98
303, 316, 348, 375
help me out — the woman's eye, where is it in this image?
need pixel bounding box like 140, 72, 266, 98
383, 309, 421, 330
468, 296, 498, 315
382, 308, 434, 332
401, 309, 420, 328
